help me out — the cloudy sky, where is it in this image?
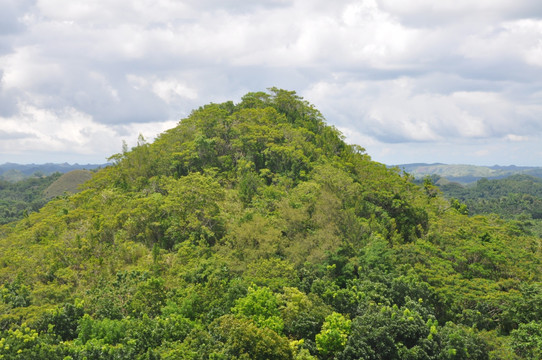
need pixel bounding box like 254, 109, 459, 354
1, 0, 542, 166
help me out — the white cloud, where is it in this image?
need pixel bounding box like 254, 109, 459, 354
1, 0, 542, 164
305, 75, 541, 145
0, 102, 178, 162
505, 134, 529, 142
459, 19, 542, 67
1, 46, 62, 92
0, 103, 114, 154
151, 79, 198, 103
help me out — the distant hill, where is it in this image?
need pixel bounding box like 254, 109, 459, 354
393, 163, 542, 183
0, 162, 107, 182
44, 169, 94, 199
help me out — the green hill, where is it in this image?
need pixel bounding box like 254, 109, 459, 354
0, 89, 540, 359
44, 170, 94, 199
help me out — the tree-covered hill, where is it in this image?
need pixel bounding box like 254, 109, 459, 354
1, 89, 541, 359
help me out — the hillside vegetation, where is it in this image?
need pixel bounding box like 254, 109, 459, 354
0, 89, 541, 359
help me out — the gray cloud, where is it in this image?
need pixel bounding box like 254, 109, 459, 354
0, 0, 34, 35
377, 0, 542, 27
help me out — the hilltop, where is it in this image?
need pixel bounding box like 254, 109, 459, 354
0, 89, 540, 359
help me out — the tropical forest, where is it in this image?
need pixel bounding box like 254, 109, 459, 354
0, 89, 541, 359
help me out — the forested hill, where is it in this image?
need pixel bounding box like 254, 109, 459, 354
1, 89, 541, 359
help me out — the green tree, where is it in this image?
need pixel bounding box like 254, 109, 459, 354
511, 321, 542, 359
231, 285, 284, 334
316, 312, 352, 358
210, 315, 293, 360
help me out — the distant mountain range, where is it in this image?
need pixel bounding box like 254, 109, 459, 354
0, 162, 109, 182
393, 163, 542, 183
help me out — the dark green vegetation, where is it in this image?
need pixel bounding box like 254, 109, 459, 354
1, 89, 541, 359
0, 173, 62, 225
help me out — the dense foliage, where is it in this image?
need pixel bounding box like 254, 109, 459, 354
1, 89, 541, 359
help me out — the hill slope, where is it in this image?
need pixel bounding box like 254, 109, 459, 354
44, 170, 94, 199
0, 89, 540, 359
